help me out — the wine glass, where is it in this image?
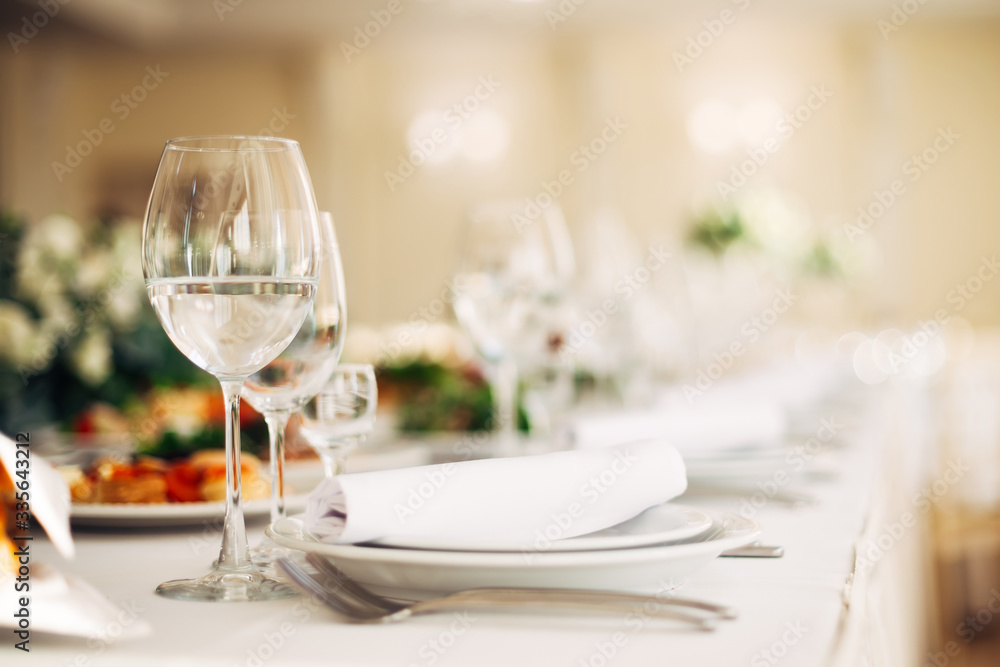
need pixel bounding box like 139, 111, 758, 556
142, 135, 321, 602
299, 364, 378, 477
452, 200, 574, 455
243, 212, 346, 535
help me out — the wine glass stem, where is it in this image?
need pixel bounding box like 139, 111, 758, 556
494, 357, 519, 455
264, 411, 291, 523
319, 451, 345, 478
217, 378, 253, 574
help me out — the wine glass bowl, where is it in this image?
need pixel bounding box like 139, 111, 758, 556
299, 364, 378, 478
243, 213, 346, 414
142, 135, 321, 602
452, 200, 575, 453
242, 212, 346, 557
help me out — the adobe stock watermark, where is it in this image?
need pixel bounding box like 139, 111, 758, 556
739, 416, 842, 520
856, 458, 969, 576
393, 462, 460, 524
384, 75, 502, 192
576, 576, 705, 667
374, 277, 467, 366
48, 600, 146, 667
239, 596, 328, 667
189, 106, 297, 212
51, 65, 170, 182
673, 0, 752, 72
843, 126, 959, 241
559, 245, 673, 360
8, 0, 70, 54
521, 448, 639, 563
511, 117, 628, 231
340, 0, 408, 62
750, 621, 809, 666
187, 516, 225, 557
925, 587, 1000, 667
17, 269, 132, 385
869, 254, 999, 380
717, 85, 832, 200
546, 0, 589, 30
946, 254, 1000, 312
405, 612, 477, 667
683, 288, 797, 403
450, 413, 507, 461
878, 0, 931, 40
213, 0, 246, 21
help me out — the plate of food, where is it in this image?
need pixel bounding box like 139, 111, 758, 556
60, 450, 307, 527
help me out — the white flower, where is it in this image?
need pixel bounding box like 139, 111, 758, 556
15, 244, 60, 303
0, 300, 37, 366
106, 287, 143, 331
37, 294, 77, 332
75, 250, 114, 297
737, 190, 811, 265
70, 327, 112, 386
34, 214, 84, 261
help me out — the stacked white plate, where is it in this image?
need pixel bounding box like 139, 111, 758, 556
265, 504, 759, 596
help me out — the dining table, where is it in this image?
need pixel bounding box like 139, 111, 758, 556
5, 379, 937, 667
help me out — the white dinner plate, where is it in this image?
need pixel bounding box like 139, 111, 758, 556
265, 508, 759, 595
70, 494, 308, 528
367, 503, 713, 552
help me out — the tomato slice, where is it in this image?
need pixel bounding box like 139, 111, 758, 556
164, 463, 202, 502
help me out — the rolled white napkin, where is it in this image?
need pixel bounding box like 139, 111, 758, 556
567, 400, 787, 455
306, 440, 686, 545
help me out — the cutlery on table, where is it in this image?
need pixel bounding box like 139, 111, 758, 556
276, 554, 737, 630
720, 543, 785, 558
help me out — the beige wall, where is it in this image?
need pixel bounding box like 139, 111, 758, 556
2, 18, 999, 328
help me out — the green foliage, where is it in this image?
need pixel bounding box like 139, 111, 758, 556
687, 209, 748, 256
380, 360, 528, 433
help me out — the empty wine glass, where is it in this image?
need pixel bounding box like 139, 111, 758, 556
142, 135, 321, 602
299, 365, 378, 477
242, 211, 346, 566
452, 200, 574, 455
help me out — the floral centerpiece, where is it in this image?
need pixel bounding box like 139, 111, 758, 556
0, 212, 266, 454
685, 189, 878, 334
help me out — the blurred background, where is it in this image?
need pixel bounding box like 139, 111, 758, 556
2, 0, 1000, 663
2, 0, 999, 326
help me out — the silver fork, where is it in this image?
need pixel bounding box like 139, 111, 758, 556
277, 554, 735, 630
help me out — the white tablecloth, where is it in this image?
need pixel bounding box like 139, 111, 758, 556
3, 386, 934, 667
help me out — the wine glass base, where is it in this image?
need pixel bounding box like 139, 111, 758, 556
156, 569, 300, 602
249, 543, 305, 577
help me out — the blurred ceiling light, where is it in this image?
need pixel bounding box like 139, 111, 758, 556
738, 98, 784, 146
406, 107, 509, 165
686, 100, 739, 154
406, 109, 461, 165
836, 331, 868, 358
460, 108, 510, 162
871, 328, 906, 375
853, 339, 888, 385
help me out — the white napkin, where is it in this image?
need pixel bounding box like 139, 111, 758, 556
1, 563, 151, 639
0, 433, 149, 641
306, 440, 686, 545
0, 433, 73, 559
566, 399, 787, 455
